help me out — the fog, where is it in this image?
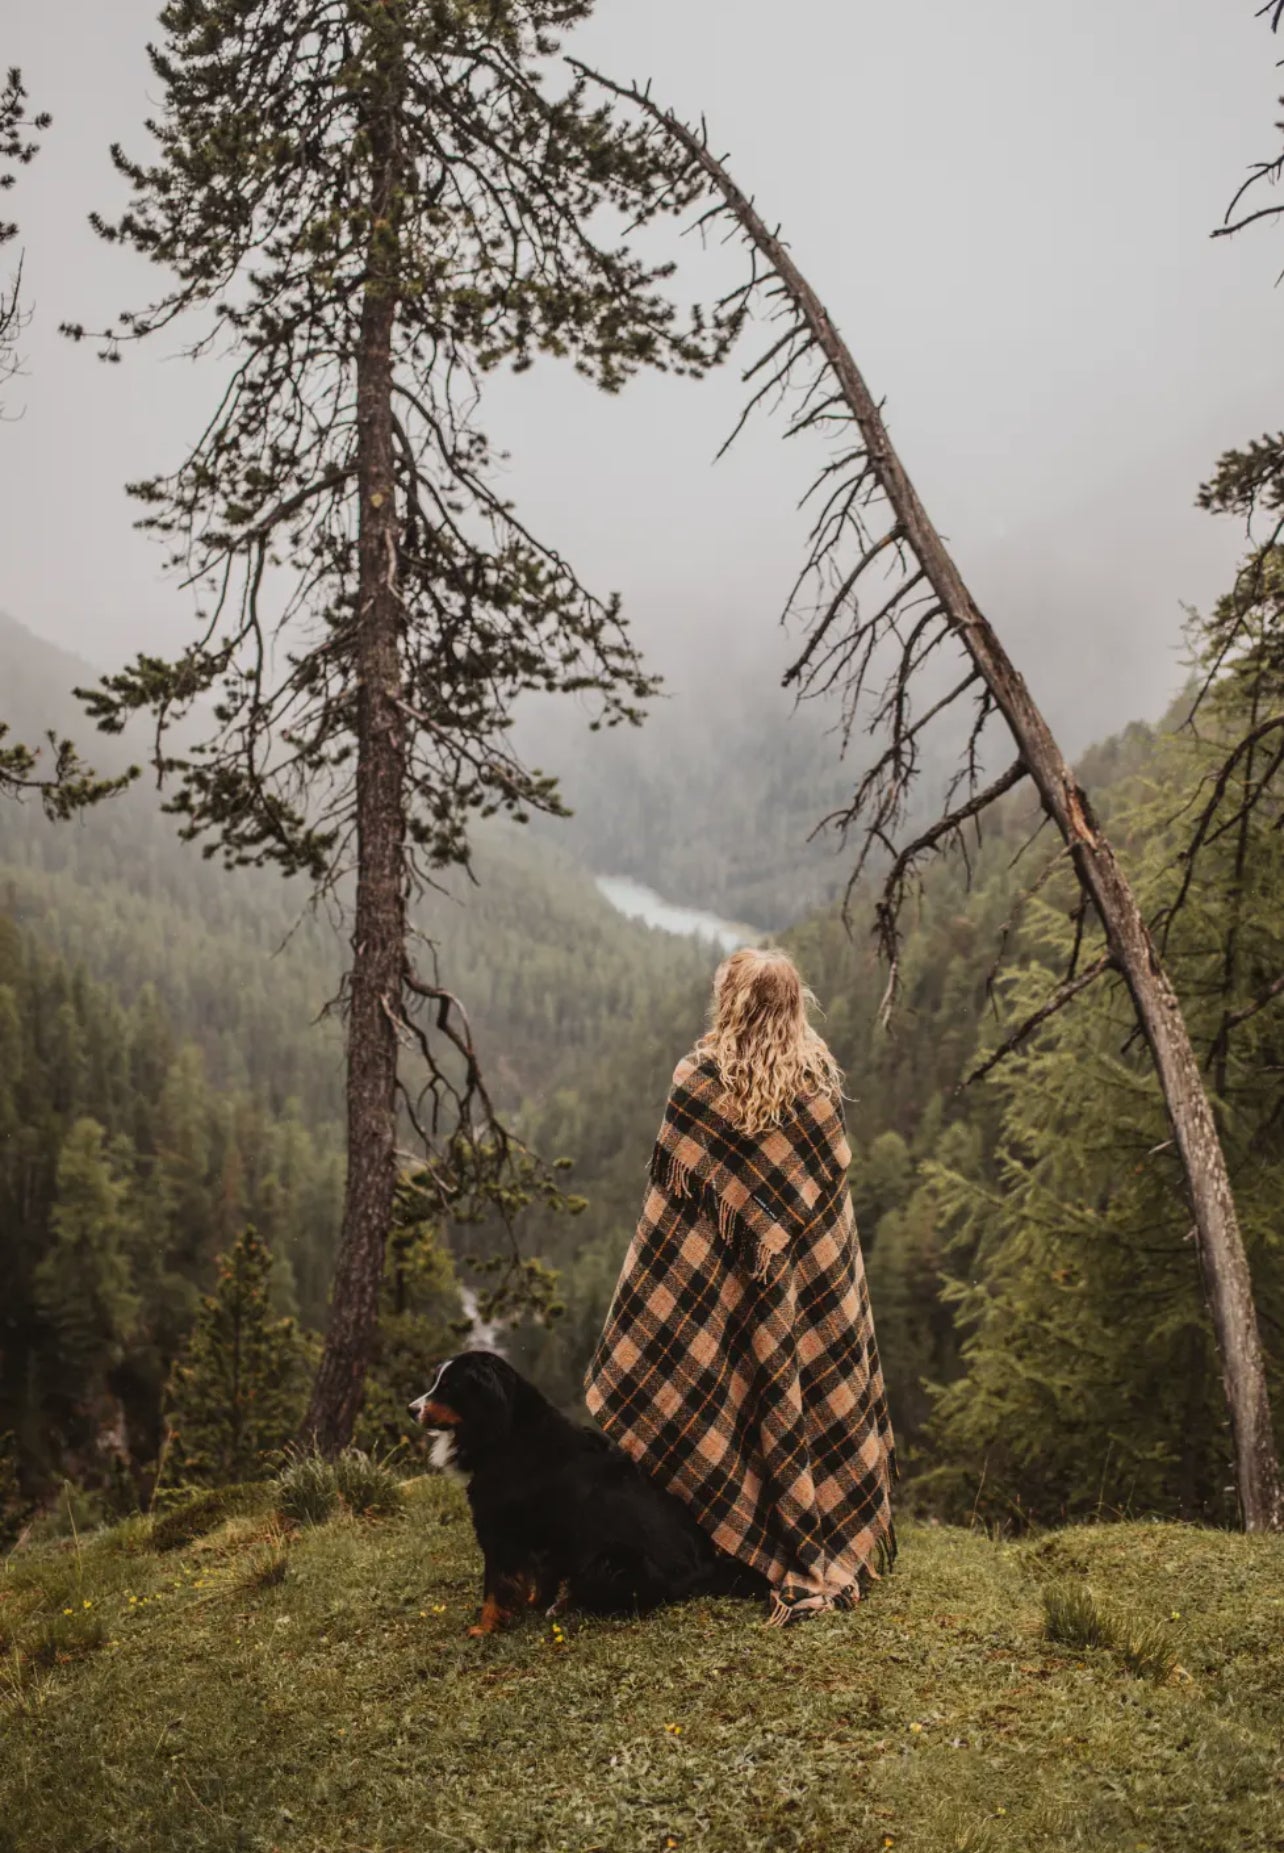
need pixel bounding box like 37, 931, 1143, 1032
0, 0, 1278, 754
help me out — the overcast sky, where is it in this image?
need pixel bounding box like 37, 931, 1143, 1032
0, 0, 1279, 756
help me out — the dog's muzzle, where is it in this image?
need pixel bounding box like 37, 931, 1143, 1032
408, 1394, 459, 1430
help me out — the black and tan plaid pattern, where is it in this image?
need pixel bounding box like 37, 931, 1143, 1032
586, 1054, 896, 1611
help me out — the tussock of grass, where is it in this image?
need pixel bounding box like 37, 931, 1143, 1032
1116, 1618, 1180, 1684
1041, 1579, 1115, 1651
1042, 1579, 1179, 1682
2, 1496, 1281, 1853
328, 1445, 404, 1519
234, 1522, 291, 1594
274, 1445, 403, 1527
273, 1450, 339, 1526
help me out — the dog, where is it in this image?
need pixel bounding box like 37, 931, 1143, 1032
409, 1351, 767, 1635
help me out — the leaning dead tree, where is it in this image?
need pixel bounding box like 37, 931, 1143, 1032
574, 64, 1283, 1532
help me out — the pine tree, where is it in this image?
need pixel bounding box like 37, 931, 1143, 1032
162, 1226, 315, 1489
34, 1117, 140, 1389
0, 981, 20, 1146
68, 0, 736, 1450
864, 1121, 977, 1455
850, 1130, 914, 1243
923, 632, 1284, 1526
127, 984, 177, 1155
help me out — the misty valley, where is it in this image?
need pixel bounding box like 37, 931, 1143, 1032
591, 874, 757, 953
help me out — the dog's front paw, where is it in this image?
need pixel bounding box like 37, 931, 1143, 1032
468, 1593, 511, 1636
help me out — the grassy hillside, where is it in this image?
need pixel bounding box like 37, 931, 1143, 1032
3, 1487, 1281, 1853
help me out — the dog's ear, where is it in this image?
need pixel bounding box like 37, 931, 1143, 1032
467, 1356, 516, 1446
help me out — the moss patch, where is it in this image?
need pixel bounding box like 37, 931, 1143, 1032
150, 1483, 273, 1553
1, 1493, 1281, 1852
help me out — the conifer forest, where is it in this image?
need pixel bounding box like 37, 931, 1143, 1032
2, 5, 1284, 1850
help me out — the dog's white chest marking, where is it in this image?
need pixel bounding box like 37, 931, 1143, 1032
428, 1429, 464, 1481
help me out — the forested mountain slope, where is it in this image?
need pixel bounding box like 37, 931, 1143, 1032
0, 616, 716, 1510
4, 608, 1281, 1544
0, 613, 715, 1112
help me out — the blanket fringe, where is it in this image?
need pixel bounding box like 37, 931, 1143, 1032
764, 1586, 859, 1628
652, 1142, 781, 1283
650, 1145, 693, 1201
717, 1192, 777, 1281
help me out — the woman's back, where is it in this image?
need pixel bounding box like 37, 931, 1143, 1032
586, 947, 896, 1626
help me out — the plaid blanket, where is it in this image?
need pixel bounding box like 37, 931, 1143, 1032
585, 1053, 895, 1619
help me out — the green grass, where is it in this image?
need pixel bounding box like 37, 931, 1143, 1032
1040, 1581, 1179, 1683
274, 1447, 405, 1528
2, 1488, 1281, 1853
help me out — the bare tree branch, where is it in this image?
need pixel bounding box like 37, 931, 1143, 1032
872, 757, 1029, 1016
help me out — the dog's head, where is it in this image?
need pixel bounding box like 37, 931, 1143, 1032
409, 1352, 521, 1464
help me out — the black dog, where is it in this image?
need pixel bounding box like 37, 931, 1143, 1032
409, 1351, 765, 1634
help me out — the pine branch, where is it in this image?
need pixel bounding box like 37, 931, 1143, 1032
959, 955, 1117, 1090
1208, 971, 1284, 1067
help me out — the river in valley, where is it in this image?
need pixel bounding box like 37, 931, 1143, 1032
594, 874, 761, 954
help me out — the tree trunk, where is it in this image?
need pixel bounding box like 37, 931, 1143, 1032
301, 44, 405, 1454
643, 105, 1282, 1530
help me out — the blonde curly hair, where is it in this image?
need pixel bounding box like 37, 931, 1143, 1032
697, 946, 843, 1136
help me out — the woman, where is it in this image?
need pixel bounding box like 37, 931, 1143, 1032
586, 946, 896, 1626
